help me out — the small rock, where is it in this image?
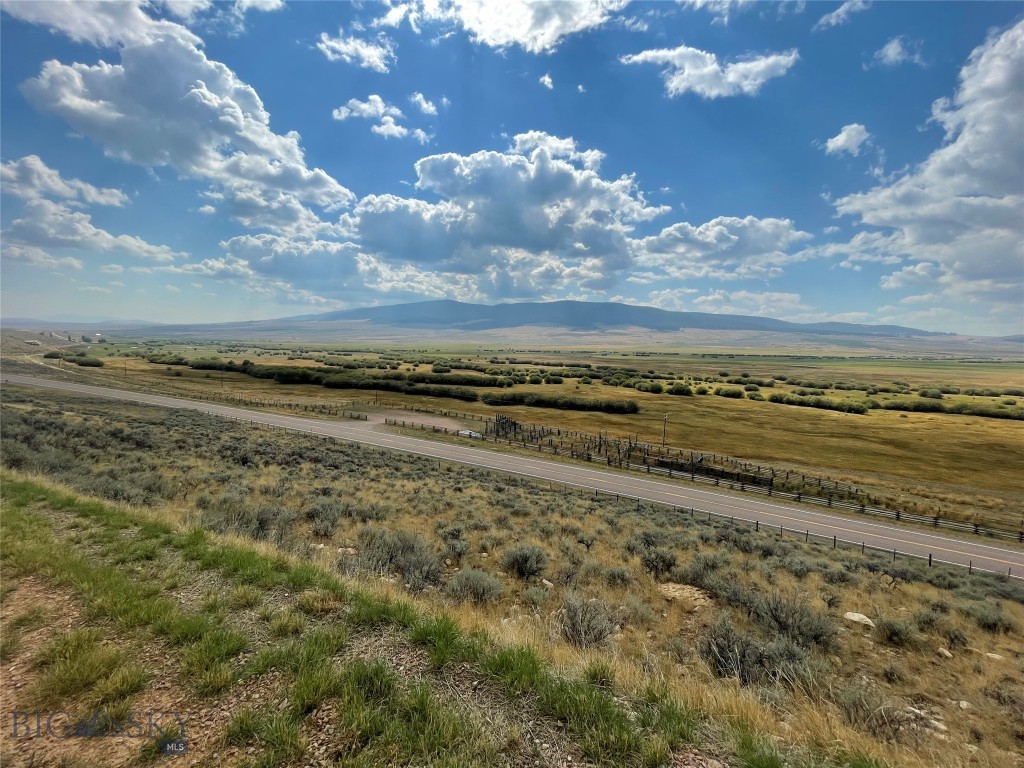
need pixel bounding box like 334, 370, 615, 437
938, 647, 954, 659
480, 552, 488, 558
958, 700, 971, 710
929, 720, 948, 733
444, 559, 452, 566
541, 579, 554, 588
985, 652, 1004, 661
844, 612, 875, 628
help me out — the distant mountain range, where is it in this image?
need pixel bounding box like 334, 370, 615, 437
289, 300, 947, 337
2, 300, 954, 338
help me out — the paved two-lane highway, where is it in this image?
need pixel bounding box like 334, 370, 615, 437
3, 374, 1021, 577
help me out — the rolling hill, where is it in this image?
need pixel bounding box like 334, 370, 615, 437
290, 299, 945, 337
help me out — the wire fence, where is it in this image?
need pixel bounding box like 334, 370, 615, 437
383, 416, 1024, 543
71, 381, 1023, 544
204, 408, 1020, 581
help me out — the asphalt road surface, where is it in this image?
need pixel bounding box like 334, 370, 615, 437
4, 374, 1022, 578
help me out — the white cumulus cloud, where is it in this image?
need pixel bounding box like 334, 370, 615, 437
372, 0, 629, 54
332, 95, 404, 121
1, 155, 127, 206
410, 92, 437, 115
869, 36, 925, 68
678, 0, 755, 25
2, 199, 183, 269
151, 0, 213, 22
879, 262, 941, 290
539, 72, 554, 89
371, 116, 409, 139
813, 0, 870, 32
1, 0, 200, 47
19, 16, 354, 238
692, 289, 812, 319
233, 0, 284, 12
833, 21, 1024, 325
317, 28, 397, 73
341, 132, 669, 296
620, 43, 799, 98
334, 95, 433, 143
824, 123, 871, 156
633, 216, 812, 281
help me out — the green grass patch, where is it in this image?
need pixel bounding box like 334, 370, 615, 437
181, 627, 247, 673
734, 729, 785, 768
196, 661, 237, 696
95, 663, 150, 703
269, 607, 307, 637
229, 583, 262, 608
409, 614, 480, 670
347, 592, 417, 629
245, 625, 349, 678
290, 663, 347, 715
295, 588, 341, 615
33, 628, 123, 707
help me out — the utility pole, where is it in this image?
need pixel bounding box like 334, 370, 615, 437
662, 413, 668, 448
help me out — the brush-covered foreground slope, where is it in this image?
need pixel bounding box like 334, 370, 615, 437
1, 386, 1022, 768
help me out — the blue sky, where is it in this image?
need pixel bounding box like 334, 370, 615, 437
1, 0, 1021, 334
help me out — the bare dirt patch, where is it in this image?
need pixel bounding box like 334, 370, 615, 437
659, 583, 711, 612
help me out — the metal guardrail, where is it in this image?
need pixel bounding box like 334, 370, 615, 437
385, 417, 1024, 544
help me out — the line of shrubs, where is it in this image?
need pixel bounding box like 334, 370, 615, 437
766, 392, 868, 414
481, 391, 640, 414
145, 353, 190, 366
185, 359, 483, 402
42, 351, 104, 367
964, 387, 1024, 397
323, 376, 480, 402
880, 400, 1024, 420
